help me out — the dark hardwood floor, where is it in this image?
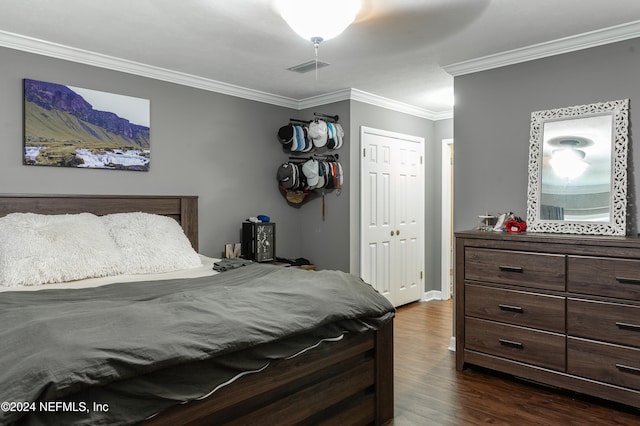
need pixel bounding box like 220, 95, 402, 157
392, 300, 639, 425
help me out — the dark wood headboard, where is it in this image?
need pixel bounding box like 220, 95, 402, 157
0, 194, 199, 251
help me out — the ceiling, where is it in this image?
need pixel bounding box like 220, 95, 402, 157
2, 0, 640, 119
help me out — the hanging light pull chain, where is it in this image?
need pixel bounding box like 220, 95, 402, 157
311, 36, 323, 81
315, 42, 319, 80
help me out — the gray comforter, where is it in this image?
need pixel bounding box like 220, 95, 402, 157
0, 264, 394, 425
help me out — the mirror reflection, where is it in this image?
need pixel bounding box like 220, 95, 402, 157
527, 98, 628, 236
540, 115, 613, 222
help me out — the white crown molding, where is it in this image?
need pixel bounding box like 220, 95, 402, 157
296, 88, 452, 121
297, 88, 352, 109
444, 20, 640, 76
0, 29, 449, 120
0, 30, 300, 109
348, 89, 453, 121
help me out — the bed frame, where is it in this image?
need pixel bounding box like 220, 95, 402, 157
0, 194, 394, 426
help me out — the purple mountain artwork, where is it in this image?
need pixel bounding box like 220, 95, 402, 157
23, 79, 150, 171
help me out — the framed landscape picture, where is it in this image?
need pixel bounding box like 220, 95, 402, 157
23, 79, 150, 171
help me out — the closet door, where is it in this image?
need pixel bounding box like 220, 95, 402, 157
394, 140, 422, 306
360, 127, 424, 307
361, 131, 395, 303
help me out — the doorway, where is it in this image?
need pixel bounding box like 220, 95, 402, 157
441, 138, 454, 300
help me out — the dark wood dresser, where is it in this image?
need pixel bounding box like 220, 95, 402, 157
455, 230, 640, 408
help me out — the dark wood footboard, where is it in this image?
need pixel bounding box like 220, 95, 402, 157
142, 319, 394, 426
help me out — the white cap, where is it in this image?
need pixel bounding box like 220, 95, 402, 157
302, 159, 319, 187
308, 120, 328, 147
335, 123, 344, 149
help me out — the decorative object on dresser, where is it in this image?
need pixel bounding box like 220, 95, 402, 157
526, 99, 629, 236
456, 230, 640, 409
476, 211, 496, 231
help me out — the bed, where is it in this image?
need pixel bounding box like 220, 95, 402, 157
0, 194, 394, 426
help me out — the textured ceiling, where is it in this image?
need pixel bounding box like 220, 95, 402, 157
2, 0, 640, 116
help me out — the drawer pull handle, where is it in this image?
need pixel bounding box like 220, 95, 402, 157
615, 276, 640, 285
499, 304, 524, 313
498, 265, 524, 273
499, 339, 524, 349
616, 364, 640, 375
616, 322, 640, 332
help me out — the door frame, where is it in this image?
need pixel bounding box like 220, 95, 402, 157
358, 126, 425, 305
441, 138, 454, 301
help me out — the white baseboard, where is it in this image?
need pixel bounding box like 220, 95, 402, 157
422, 290, 443, 301
448, 336, 456, 352
418, 292, 456, 352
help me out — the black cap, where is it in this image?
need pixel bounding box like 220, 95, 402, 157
278, 124, 294, 144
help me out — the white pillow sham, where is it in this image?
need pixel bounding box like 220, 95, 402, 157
100, 212, 202, 274
0, 212, 123, 286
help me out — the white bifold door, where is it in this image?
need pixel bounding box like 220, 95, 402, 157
360, 126, 425, 307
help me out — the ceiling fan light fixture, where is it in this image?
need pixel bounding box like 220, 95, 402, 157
278, 0, 361, 43
549, 147, 589, 180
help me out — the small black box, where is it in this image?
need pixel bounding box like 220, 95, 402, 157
241, 222, 276, 262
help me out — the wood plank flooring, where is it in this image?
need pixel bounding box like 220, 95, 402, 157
391, 300, 640, 425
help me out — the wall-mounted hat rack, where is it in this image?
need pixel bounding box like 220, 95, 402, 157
276, 112, 344, 219
314, 112, 339, 122
289, 113, 339, 124
288, 153, 339, 163
289, 118, 311, 125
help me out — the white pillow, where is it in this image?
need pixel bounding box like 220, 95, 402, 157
0, 212, 123, 286
101, 212, 202, 274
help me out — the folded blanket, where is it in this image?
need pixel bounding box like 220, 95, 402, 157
213, 257, 253, 272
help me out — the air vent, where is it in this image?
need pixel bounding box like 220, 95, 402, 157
287, 60, 330, 74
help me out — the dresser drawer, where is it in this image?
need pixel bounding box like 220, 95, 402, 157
568, 337, 640, 391
465, 317, 566, 371
568, 298, 640, 348
568, 256, 640, 301
465, 248, 565, 291
465, 284, 565, 333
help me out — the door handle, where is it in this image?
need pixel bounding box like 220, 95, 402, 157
396, 229, 400, 235
390, 230, 395, 236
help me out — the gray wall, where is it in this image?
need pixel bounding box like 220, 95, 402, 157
279, 100, 450, 280
348, 101, 452, 293
1, 46, 449, 282
294, 101, 351, 271
454, 38, 640, 233
0, 46, 302, 259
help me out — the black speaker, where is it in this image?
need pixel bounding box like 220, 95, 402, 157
241, 222, 276, 262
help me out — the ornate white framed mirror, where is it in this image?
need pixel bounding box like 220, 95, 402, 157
526, 99, 629, 235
